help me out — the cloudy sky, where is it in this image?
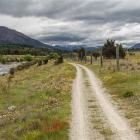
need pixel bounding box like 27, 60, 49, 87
0, 0, 140, 47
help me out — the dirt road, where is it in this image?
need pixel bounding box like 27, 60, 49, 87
70, 63, 138, 140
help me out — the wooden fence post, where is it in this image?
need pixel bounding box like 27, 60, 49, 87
100, 48, 103, 67
116, 45, 120, 71
85, 50, 87, 63
90, 53, 93, 64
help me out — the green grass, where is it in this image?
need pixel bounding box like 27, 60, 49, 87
85, 61, 140, 99
0, 61, 75, 140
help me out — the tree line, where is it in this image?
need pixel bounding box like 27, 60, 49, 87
78, 39, 126, 61
0, 44, 61, 55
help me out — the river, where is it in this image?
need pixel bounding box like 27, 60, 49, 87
0, 62, 21, 75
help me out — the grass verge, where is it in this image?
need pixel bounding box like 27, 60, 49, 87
81, 57, 140, 136
0, 61, 75, 140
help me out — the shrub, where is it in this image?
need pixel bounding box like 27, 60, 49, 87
23, 55, 33, 62
0, 55, 6, 64
0, 58, 6, 64
37, 60, 43, 66
9, 68, 15, 76
49, 53, 59, 59
58, 56, 63, 63
122, 91, 134, 98
43, 57, 48, 64
137, 62, 140, 65
16, 61, 36, 71
54, 56, 63, 65
0, 79, 9, 94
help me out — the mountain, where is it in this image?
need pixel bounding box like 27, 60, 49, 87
40, 34, 85, 42
0, 26, 50, 48
131, 43, 140, 49
51, 44, 97, 51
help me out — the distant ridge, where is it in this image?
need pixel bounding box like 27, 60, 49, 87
51, 44, 97, 51
131, 43, 140, 49
0, 26, 50, 48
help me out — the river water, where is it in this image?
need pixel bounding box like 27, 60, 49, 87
0, 62, 21, 75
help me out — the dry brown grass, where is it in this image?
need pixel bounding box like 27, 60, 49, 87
0, 61, 75, 140
82, 51, 140, 138
42, 120, 68, 133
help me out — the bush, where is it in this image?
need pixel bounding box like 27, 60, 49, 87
16, 61, 36, 71
58, 56, 63, 63
0, 55, 6, 64
23, 55, 33, 62
54, 56, 63, 65
0, 57, 6, 64
0, 79, 9, 94
49, 53, 59, 59
9, 68, 15, 76
43, 57, 48, 64
37, 60, 43, 66
137, 62, 140, 65
122, 91, 134, 98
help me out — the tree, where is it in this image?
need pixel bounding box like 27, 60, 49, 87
118, 44, 126, 58
78, 47, 86, 61
103, 39, 125, 59
92, 52, 100, 60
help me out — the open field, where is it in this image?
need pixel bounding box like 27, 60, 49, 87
0, 61, 75, 140
79, 52, 140, 136
0, 51, 139, 140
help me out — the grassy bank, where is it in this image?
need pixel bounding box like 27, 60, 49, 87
80, 52, 140, 135
0, 61, 75, 140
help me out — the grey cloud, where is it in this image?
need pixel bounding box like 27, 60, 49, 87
0, 0, 140, 25
39, 34, 85, 42
0, 0, 139, 23
0, 0, 32, 16
0, 0, 140, 47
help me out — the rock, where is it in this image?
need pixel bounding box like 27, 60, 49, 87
2, 115, 6, 118
8, 106, 16, 112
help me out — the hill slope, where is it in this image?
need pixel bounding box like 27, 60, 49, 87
131, 43, 140, 49
0, 26, 49, 48
51, 44, 97, 51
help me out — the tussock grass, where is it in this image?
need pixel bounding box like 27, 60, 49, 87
82, 51, 140, 136
0, 61, 75, 140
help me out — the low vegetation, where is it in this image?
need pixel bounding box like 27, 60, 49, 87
0, 53, 61, 64
0, 44, 52, 55
81, 51, 140, 135
0, 38, 139, 138
0, 61, 75, 140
